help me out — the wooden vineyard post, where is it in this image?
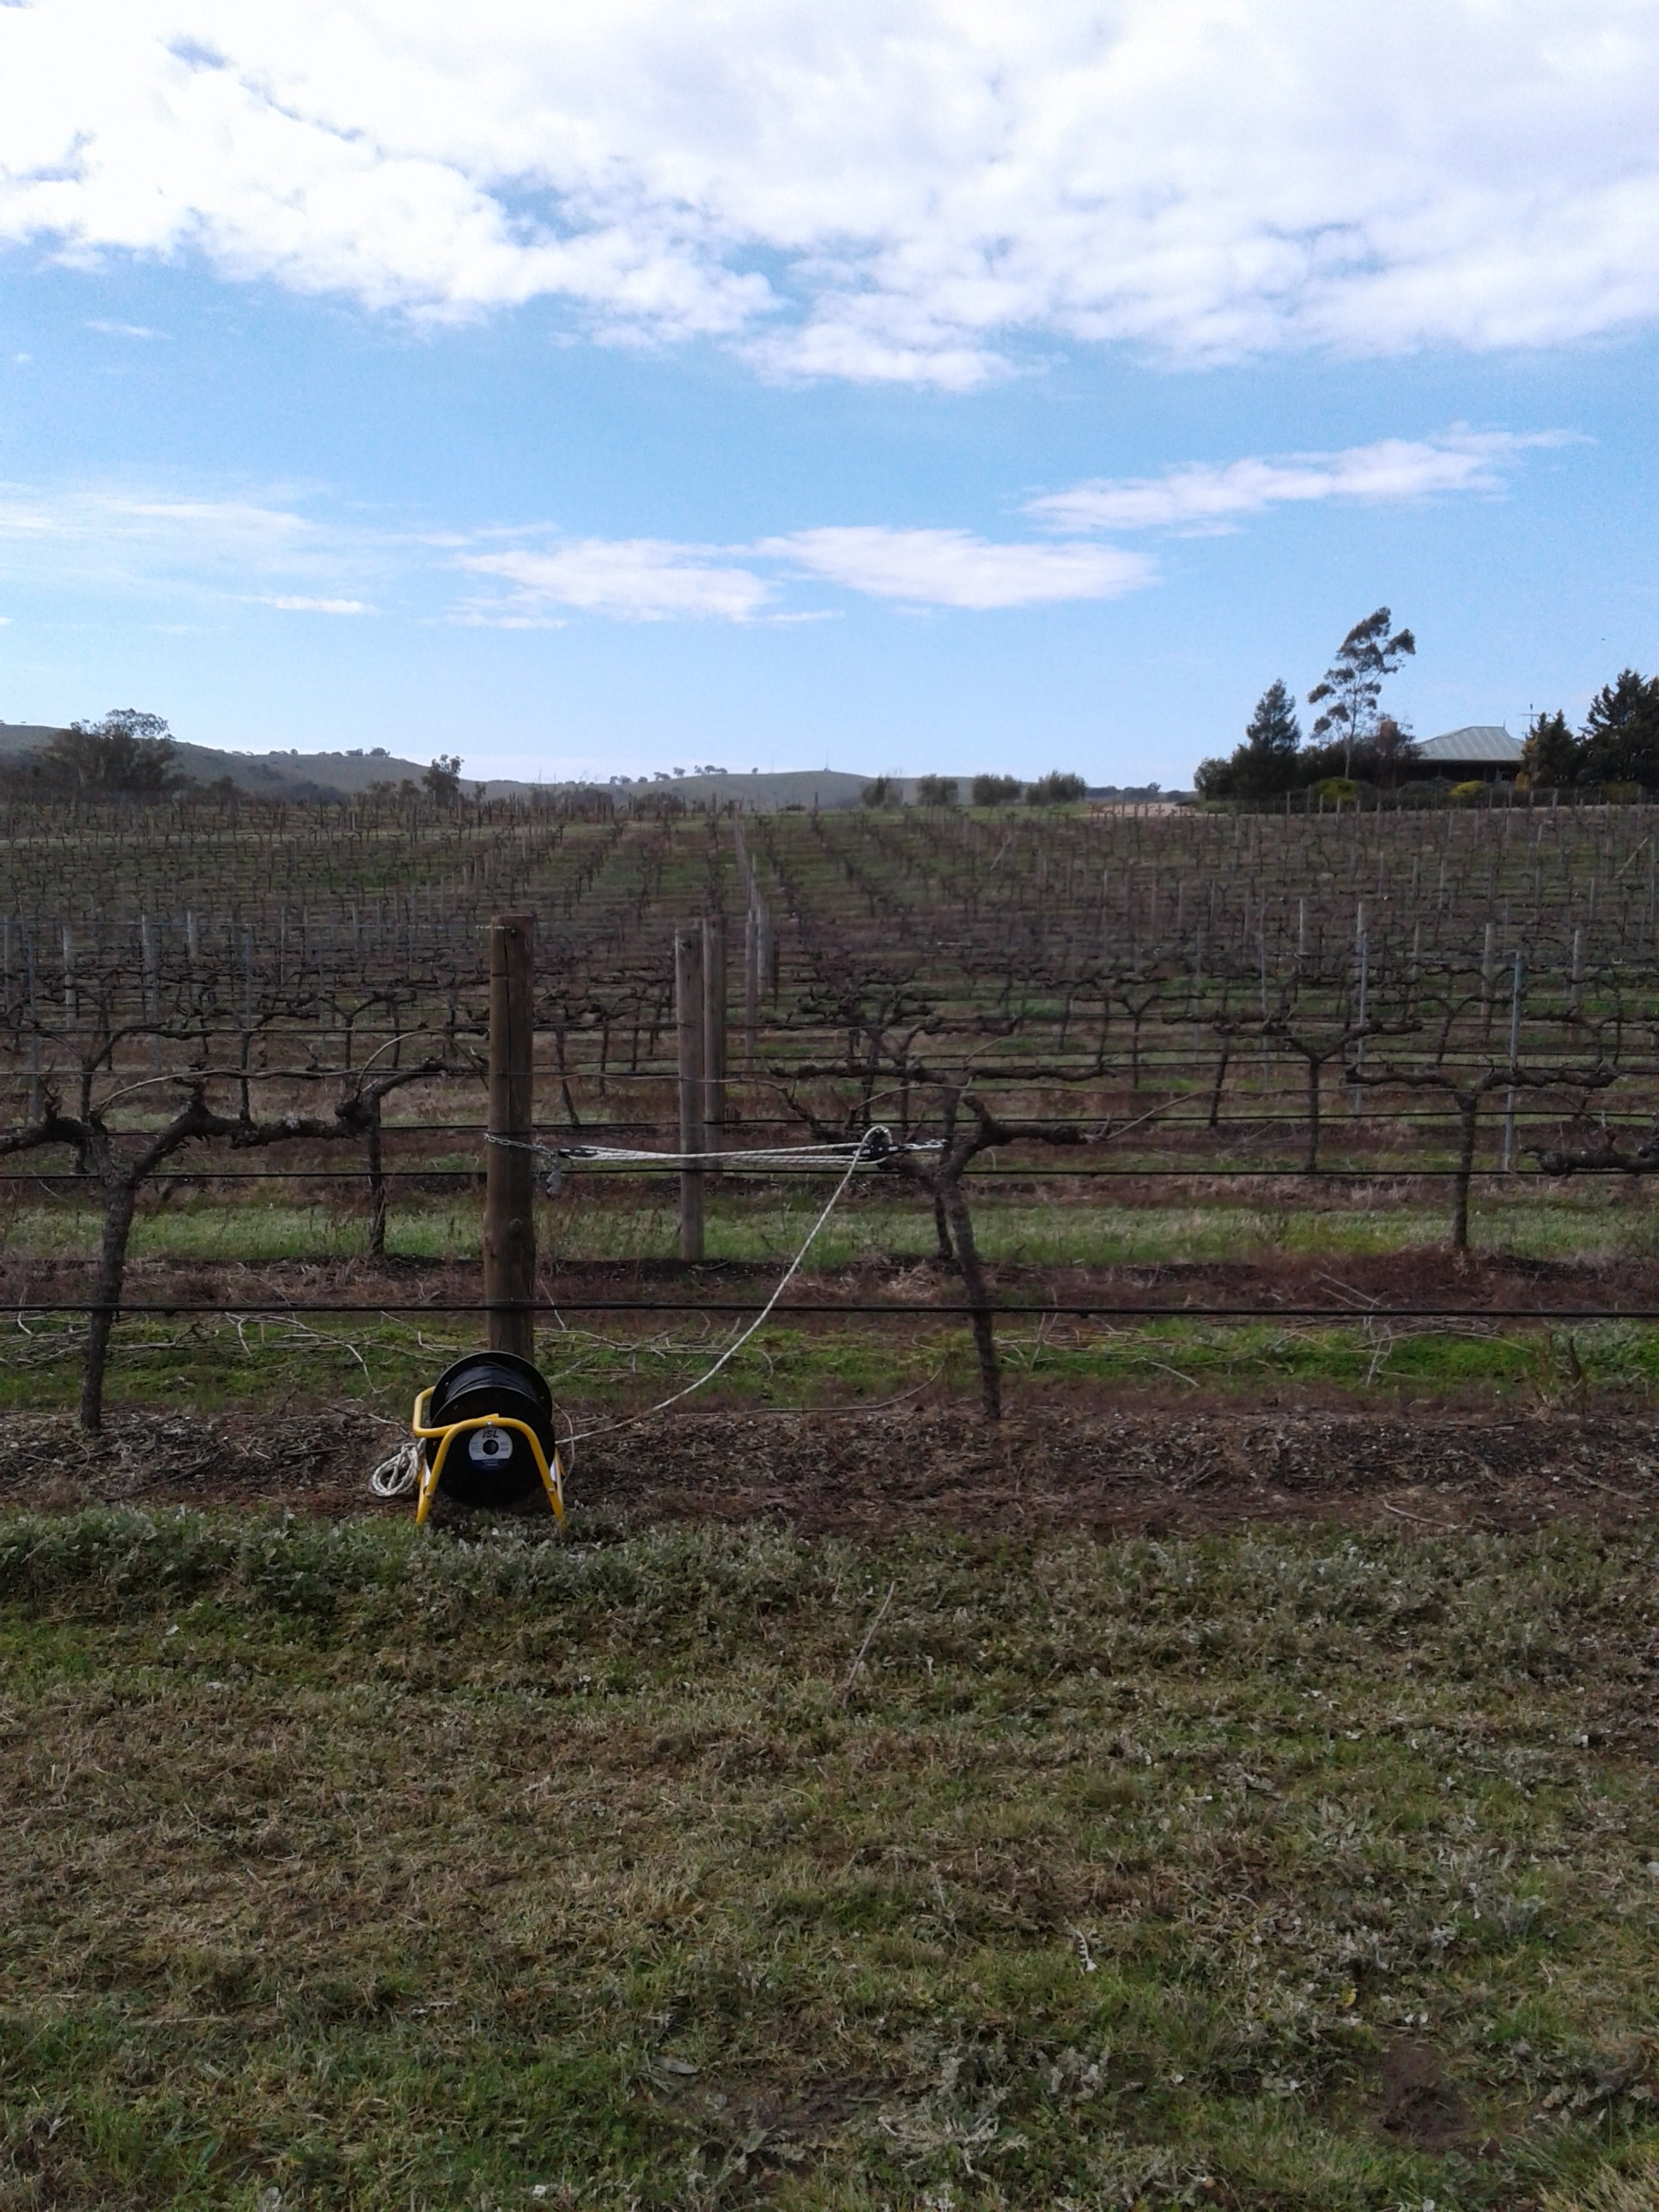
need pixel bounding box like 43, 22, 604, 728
24, 929, 39, 1121
484, 913, 537, 1361
1501, 951, 1524, 1173
744, 906, 760, 1067
702, 915, 726, 1175
759, 896, 776, 1003
676, 927, 707, 1261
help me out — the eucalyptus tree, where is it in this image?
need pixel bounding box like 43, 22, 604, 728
1308, 609, 1416, 778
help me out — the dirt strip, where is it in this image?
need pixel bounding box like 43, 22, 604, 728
6, 1241, 1659, 1317
0, 1404, 1652, 1535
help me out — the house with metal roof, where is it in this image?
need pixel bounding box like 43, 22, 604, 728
1413, 725, 1523, 778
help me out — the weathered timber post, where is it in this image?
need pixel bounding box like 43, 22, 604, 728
1501, 952, 1524, 1173
484, 913, 536, 1359
675, 926, 706, 1261
24, 929, 39, 1121
744, 906, 760, 1067
702, 915, 726, 1175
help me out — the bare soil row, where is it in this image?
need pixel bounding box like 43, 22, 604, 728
5, 1244, 1659, 1313
3, 1400, 1653, 1536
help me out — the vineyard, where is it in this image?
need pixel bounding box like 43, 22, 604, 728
6, 785, 1659, 2212
1, 784, 1658, 1444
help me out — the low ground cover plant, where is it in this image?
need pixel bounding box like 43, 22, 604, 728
1, 1510, 1656, 2209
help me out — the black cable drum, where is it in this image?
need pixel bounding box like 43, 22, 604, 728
422, 1351, 557, 1508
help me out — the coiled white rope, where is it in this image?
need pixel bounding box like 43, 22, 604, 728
369, 1437, 422, 1498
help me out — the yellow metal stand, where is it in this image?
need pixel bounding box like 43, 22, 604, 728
410, 1388, 566, 1526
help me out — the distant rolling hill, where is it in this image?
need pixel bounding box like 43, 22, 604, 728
0, 724, 1147, 805
0, 720, 428, 799
0, 727, 894, 806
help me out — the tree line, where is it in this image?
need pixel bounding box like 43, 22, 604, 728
862, 770, 1089, 807
1518, 671, 1659, 791
1200, 604, 1659, 806
1196, 608, 1419, 800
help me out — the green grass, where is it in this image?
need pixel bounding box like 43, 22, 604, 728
0, 1310, 1656, 1424
1, 1511, 1656, 2208
4, 1177, 1657, 1271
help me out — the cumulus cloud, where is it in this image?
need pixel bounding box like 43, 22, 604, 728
2, 4, 1658, 382
759, 528, 1152, 608
1029, 431, 1569, 535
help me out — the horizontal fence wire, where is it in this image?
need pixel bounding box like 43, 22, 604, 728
0, 1158, 1619, 1176
8, 1300, 1659, 1321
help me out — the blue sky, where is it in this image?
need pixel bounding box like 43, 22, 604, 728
1, 3, 1656, 789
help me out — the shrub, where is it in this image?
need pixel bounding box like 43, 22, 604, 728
970, 774, 1023, 806
1025, 770, 1087, 805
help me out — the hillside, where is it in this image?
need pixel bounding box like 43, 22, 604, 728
0, 723, 1141, 805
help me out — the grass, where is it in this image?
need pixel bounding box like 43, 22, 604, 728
1, 1510, 1657, 2209
1, 1310, 1657, 1423
3, 1177, 1658, 1271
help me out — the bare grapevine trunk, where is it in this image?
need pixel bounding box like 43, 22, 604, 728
1207, 1037, 1232, 1132
939, 1169, 1001, 1421
1304, 1057, 1322, 1176
81, 1178, 137, 1432
365, 1096, 388, 1258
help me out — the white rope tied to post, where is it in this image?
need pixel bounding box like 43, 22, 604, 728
572, 1141, 887, 1166
487, 1125, 939, 1194
484, 1125, 936, 1191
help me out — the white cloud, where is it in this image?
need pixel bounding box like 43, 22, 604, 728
1029, 431, 1569, 535
253, 592, 373, 614
0, 421, 1565, 629
760, 527, 1152, 609
86, 318, 164, 338
0, 485, 314, 551
460, 542, 774, 623
459, 525, 1154, 622
3, 5, 1659, 382
0, 480, 386, 607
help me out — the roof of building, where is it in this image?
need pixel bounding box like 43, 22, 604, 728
1416, 725, 1523, 765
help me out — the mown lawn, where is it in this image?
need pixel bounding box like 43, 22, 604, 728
2, 1511, 1657, 2209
